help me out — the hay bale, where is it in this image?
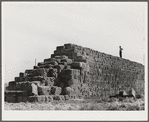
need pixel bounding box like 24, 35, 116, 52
54, 78, 64, 88
64, 43, 74, 49
28, 95, 46, 103
5, 91, 17, 102
45, 77, 55, 86
70, 94, 77, 99
75, 56, 87, 63
15, 77, 25, 82
71, 62, 86, 69
30, 83, 38, 96
36, 95, 46, 103
15, 82, 22, 90
32, 81, 41, 86
26, 82, 38, 96
63, 78, 74, 87
55, 59, 61, 63
48, 61, 58, 66
39, 64, 53, 68
40, 80, 46, 86
73, 70, 80, 80
53, 95, 61, 101
55, 55, 68, 59
32, 76, 44, 81
14, 81, 38, 96
44, 58, 58, 66
28, 96, 37, 102
22, 96, 28, 102
20, 82, 30, 91
33, 66, 39, 69
59, 69, 76, 77
58, 62, 67, 66
5, 91, 28, 103
25, 69, 35, 75
64, 95, 70, 100
47, 68, 58, 77
56, 46, 65, 50
54, 50, 67, 55
44, 58, 56, 63
37, 62, 45, 66
19, 72, 25, 77
64, 65, 71, 69
25, 76, 34, 81
38, 86, 51, 95
5, 95, 16, 103
63, 87, 72, 96
53, 65, 65, 73
51, 54, 55, 58
58, 69, 80, 87
45, 95, 53, 102
33, 68, 46, 76
14, 77, 20, 82
51, 86, 62, 95
60, 95, 65, 101
61, 58, 72, 64
8, 81, 16, 90
17, 96, 23, 102
17, 96, 28, 102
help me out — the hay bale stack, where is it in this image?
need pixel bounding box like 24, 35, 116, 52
10, 81, 38, 96
58, 69, 80, 87
5, 91, 28, 103
5, 43, 145, 102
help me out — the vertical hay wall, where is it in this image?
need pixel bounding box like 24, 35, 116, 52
52, 44, 144, 98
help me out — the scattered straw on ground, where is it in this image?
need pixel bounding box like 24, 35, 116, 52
5, 97, 144, 110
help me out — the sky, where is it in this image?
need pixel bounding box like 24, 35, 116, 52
2, 2, 147, 83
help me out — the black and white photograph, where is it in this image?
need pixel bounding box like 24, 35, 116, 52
2, 1, 148, 121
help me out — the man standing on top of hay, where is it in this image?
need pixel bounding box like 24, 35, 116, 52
119, 46, 123, 58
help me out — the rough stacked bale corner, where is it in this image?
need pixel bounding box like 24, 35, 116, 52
5, 43, 144, 102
